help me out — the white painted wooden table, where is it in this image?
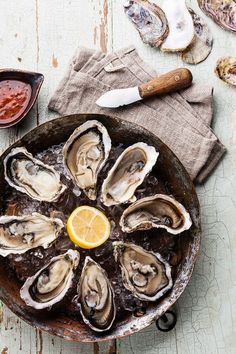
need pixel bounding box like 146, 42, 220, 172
0, 1, 235, 353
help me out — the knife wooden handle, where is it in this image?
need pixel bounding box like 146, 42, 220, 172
139, 68, 193, 98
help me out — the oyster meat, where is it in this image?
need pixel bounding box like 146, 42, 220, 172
120, 194, 192, 235
20, 249, 80, 310
63, 120, 111, 200
101, 142, 159, 206
161, 0, 195, 52
0, 213, 64, 257
198, 0, 236, 33
124, 0, 169, 47
4, 147, 66, 202
215, 57, 236, 86
78, 256, 116, 332
181, 8, 213, 65
113, 242, 172, 301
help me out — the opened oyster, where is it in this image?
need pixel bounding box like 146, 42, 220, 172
181, 8, 213, 65
20, 249, 80, 310
198, 0, 236, 33
78, 256, 116, 332
101, 142, 159, 206
124, 0, 169, 48
4, 147, 66, 202
215, 57, 236, 86
120, 194, 192, 235
63, 120, 111, 200
0, 213, 64, 257
113, 242, 172, 301
161, 0, 195, 52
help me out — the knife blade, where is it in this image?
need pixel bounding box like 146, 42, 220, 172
96, 68, 193, 108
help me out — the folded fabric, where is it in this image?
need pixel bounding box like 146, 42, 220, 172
49, 46, 226, 183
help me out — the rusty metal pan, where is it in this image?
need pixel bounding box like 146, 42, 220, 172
0, 114, 201, 342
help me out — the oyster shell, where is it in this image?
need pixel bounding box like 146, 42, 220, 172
101, 142, 159, 206
161, 0, 195, 52
63, 120, 111, 200
20, 249, 80, 310
181, 8, 213, 65
4, 147, 66, 202
113, 242, 172, 301
78, 256, 116, 332
0, 213, 64, 257
124, 0, 169, 48
215, 57, 236, 86
198, 0, 236, 33
120, 194, 192, 235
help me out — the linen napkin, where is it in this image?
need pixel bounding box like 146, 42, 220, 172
49, 46, 226, 183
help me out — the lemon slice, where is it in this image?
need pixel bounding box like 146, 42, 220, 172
67, 206, 111, 249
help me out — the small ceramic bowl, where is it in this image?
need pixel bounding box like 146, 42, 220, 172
0, 69, 44, 129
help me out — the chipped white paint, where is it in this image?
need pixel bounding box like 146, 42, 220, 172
0, 0, 235, 353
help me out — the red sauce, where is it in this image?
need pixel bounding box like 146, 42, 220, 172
0, 80, 32, 123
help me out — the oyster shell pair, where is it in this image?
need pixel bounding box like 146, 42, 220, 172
124, 0, 194, 52
20, 251, 116, 332
63, 120, 159, 206
124, 0, 213, 64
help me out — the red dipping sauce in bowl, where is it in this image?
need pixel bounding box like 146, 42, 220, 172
0, 69, 44, 128
0, 80, 32, 123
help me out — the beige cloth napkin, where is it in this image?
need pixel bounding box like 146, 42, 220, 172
49, 46, 226, 183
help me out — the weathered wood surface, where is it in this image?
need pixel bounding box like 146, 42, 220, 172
0, 0, 235, 353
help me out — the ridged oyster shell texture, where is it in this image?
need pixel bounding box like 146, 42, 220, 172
181, 8, 213, 64
198, 0, 236, 33
124, 0, 169, 47
215, 57, 236, 86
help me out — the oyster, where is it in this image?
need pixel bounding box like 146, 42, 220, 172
0, 213, 64, 257
161, 0, 195, 52
4, 147, 66, 202
198, 0, 236, 33
20, 249, 80, 310
78, 257, 116, 332
215, 57, 236, 86
113, 242, 172, 301
63, 120, 111, 200
120, 194, 192, 235
101, 142, 159, 206
124, 0, 169, 48
181, 8, 213, 65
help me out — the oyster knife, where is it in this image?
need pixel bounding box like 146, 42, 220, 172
96, 68, 192, 108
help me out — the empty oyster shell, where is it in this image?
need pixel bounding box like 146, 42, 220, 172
0, 213, 64, 257
120, 194, 192, 235
20, 249, 80, 310
63, 120, 111, 200
198, 0, 236, 33
4, 147, 66, 202
78, 256, 116, 332
101, 142, 159, 207
124, 0, 169, 47
161, 0, 195, 52
113, 242, 172, 301
215, 57, 236, 86
181, 8, 213, 65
